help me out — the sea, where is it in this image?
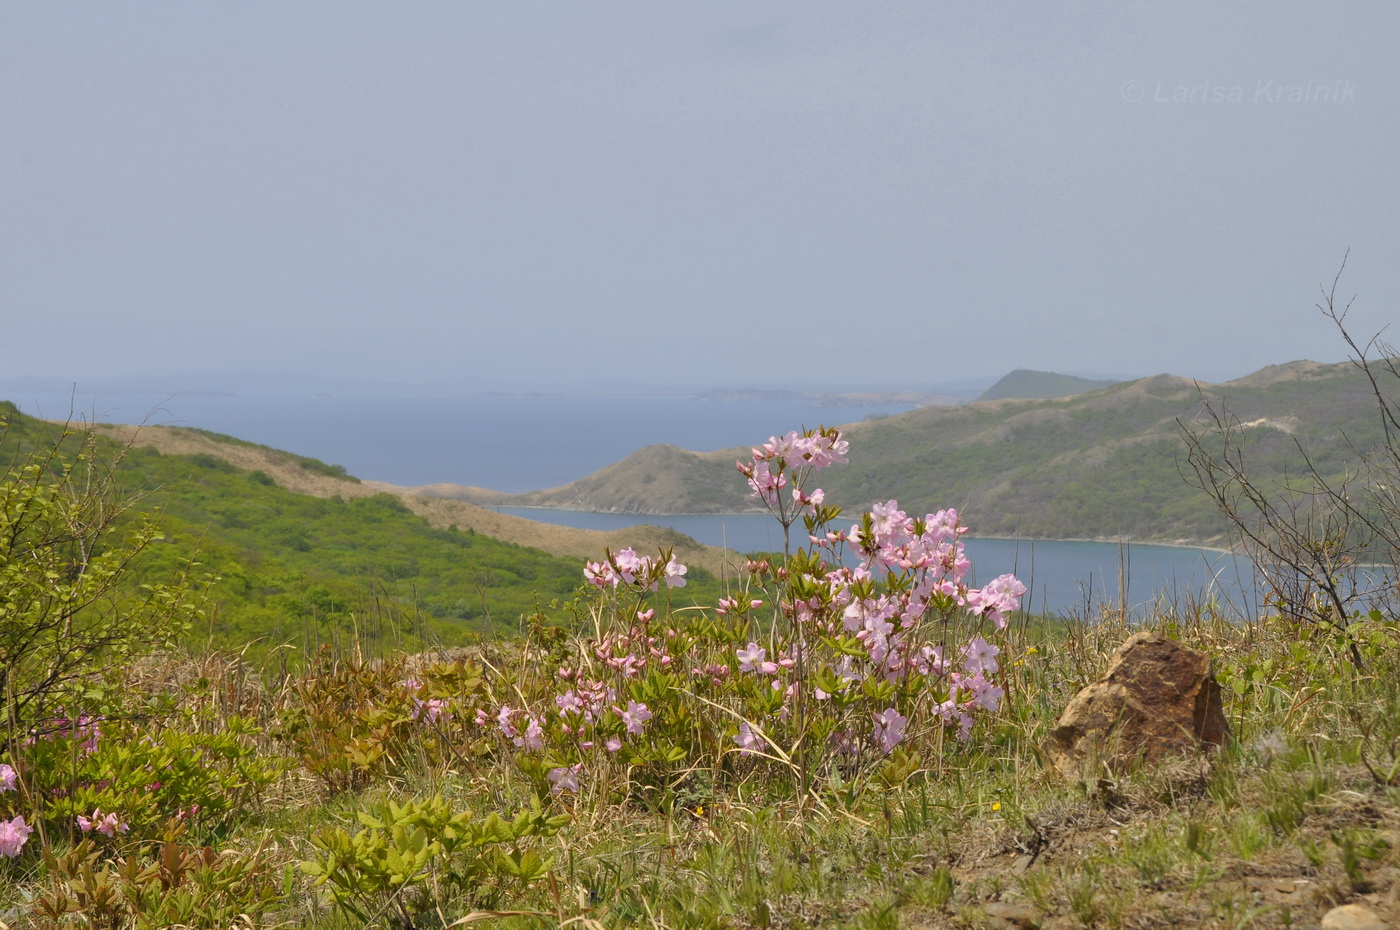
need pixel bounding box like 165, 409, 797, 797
11, 389, 1261, 617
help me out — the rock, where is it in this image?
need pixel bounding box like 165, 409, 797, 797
983, 900, 1042, 929
1320, 904, 1387, 930
1045, 632, 1228, 780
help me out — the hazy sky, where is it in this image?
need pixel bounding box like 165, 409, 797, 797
4, 2, 1398, 389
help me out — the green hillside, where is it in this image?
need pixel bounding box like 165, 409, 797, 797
453, 360, 1385, 545
975, 368, 1122, 401
0, 403, 720, 657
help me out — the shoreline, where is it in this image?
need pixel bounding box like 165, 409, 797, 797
487, 505, 1239, 555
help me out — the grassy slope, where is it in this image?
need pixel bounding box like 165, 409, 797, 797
1, 404, 725, 655
446, 360, 1382, 545
91, 421, 739, 579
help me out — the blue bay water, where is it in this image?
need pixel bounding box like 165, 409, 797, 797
495, 507, 1260, 619
13, 390, 1258, 616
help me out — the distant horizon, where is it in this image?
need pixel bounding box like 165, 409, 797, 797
0, 354, 1333, 400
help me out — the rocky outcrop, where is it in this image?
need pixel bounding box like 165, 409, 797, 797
1046, 632, 1228, 780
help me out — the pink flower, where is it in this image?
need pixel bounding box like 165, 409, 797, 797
872, 707, 908, 754
585, 560, 618, 588
496, 705, 519, 740
743, 460, 787, 503
662, 556, 688, 588
412, 698, 449, 723
77, 809, 128, 838
963, 672, 1004, 712
613, 548, 646, 585
0, 816, 33, 858
547, 765, 581, 795
605, 737, 623, 753
620, 701, 652, 735
0, 764, 16, 793
556, 690, 584, 716
734, 721, 763, 755
965, 574, 1025, 628
736, 642, 778, 675
962, 637, 1000, 676
513, 715, 544, 752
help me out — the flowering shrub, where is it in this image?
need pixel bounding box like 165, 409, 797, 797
436, 426, 1026, 806
1, 710, 280, 853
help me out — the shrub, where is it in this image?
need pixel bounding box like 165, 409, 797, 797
0, 417, 207, 735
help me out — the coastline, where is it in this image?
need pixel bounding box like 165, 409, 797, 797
488, 504, 1239, 556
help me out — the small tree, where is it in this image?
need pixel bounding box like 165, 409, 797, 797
0, 408, 204, 738
1178, 254, 1396, 666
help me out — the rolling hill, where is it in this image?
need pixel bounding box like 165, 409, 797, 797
430, 359, 1386, 546
0, 404, 738, 656
975, 369, 1123, 401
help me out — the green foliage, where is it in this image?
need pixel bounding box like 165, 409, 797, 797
34, 835, 285, 928
112, 443, 723, 655
301, 793, 568, 923
272, 651, 488, 793
12, 715, 281, 842
0, 419, 205, 731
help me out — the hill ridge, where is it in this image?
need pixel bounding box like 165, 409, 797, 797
412, 359, 1379, 546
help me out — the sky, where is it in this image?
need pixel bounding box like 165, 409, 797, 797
4, 2, 1399, 390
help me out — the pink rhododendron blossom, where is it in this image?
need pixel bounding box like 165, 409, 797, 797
663, 555, 688, 588
621, 701, 653, 735
740, 460, 787, 504
734, 721, 763, 754
0, 816, 32, 858
496, 706, 519, 740
613, 548, 645, 584
964, 672, 1005, 712
412, 698, 449, 723
556, 691, 584, 716
547, 765, 581, 795
605, 737, 623, 753
872, 707, 908, 754
0, 764, 16, 792
965, 574, 1026, 628
77, 809, 129, 838
513, 715, 545, 752
736, 642, 778, 674
962, 637, 1000, 676
584, 560, 618, 588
